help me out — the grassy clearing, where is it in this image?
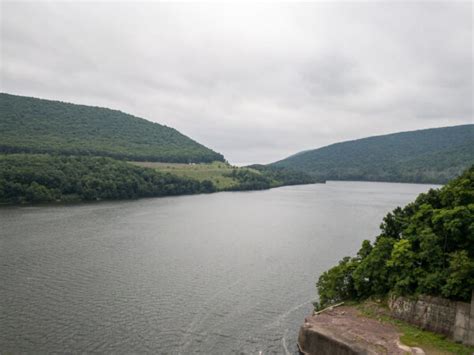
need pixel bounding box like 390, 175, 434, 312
357, 302, 474, 355
129, 161, 258, 190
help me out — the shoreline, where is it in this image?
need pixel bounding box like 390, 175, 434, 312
0, 180, 322, 207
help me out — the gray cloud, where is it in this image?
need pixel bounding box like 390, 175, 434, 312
1, 1, 472, 164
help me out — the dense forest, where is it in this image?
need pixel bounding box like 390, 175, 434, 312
219, 165, 318, 191
0, 155, 318, 204
315, 166, 474, 309
272, 125, 474, 184
246, 164, 320, 186
223, 168, 275, 191
0, 154, 216, 203
0, 93, 224, 163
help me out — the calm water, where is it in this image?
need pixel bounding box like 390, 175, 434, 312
0, 181, 438, 354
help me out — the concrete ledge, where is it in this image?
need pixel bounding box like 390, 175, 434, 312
298, 322, 375, 355
297, 306, 410, 354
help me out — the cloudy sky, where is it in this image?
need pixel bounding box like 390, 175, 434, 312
1, 1, 472, 164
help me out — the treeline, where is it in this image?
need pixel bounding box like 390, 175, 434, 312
247, 164, 320, 186
223, 169, 273, 190
0, 155, 321, 204
0, 93, 224, 163
0, 154, 215, 204
315, 166, 474, 309
223, 165, 318, 191
0, 144, 222, 164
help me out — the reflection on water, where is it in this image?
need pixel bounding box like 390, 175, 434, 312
0, 181, 438, 353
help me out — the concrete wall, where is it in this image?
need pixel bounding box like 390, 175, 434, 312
388, 291, 474, 346
469, 291, 474, 345
298, 322, 377, 355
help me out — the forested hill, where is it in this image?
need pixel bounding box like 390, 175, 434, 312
271, 125, 474, 184
0, 93, 224, 163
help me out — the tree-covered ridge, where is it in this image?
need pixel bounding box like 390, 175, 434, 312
0, 93, 224, 163
315, 166, 474, 309
0, 154, 216, 203
272, 125, 474, 184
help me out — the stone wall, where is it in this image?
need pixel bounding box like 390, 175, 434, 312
388, 291, 474, 346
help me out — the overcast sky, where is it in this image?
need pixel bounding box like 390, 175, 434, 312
1, 1, 472, 164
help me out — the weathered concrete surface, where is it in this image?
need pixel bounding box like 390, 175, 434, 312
298, 322, 373, 355
389, 292, 474, 346
389, 295, 456, 336
469, 290, 474, 345
298, 306, 419, 355
453, 301, 471, 344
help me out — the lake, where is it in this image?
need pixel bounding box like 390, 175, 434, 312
0, 181, 438, 354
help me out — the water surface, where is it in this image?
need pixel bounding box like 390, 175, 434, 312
0, 181, 438, 353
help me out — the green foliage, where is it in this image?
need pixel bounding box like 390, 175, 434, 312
130, 161, 317, 191
352, 237, 395, 298
0, 154, 216, 204
224, 164, 319, 190
130, 161, 239, 189
386, 239, 417, 294
223, 168, 272, 190
246, 164, 319, 186
357, 239, 373, 259
0, 154, 321, 204
0, 93, 224, 163
0, 154, 318, 204
316, 166, 474, 308
272, 125, 474, 184
314, 257, 358, 310
442, 250, 474, 300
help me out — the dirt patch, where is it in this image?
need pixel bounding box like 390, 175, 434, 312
298, 306, 424, 354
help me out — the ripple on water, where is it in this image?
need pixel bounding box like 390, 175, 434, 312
0, 182, 437, 353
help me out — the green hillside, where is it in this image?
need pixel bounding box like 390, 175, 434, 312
0, 93, 224, 163
271, 125, 474, 184
0, 93, 318, 204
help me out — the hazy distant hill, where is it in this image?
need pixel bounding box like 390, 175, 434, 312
0, 93, 224, 163
271, 125, 474, 184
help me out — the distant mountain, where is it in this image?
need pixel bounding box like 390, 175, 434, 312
0, 93, 224, 163
271, 125, 474, 184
